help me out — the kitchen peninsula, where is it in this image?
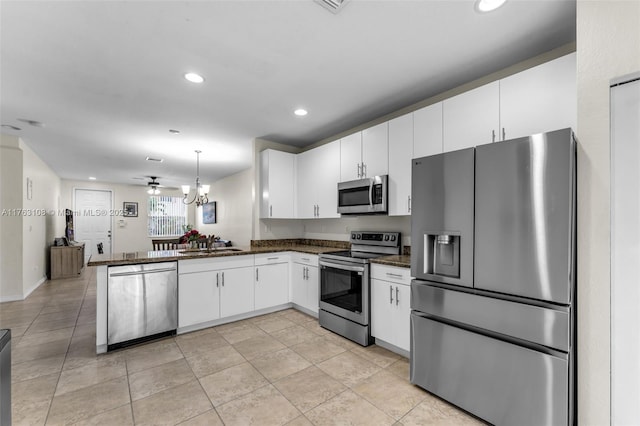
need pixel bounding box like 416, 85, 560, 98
90, 239, 413, 354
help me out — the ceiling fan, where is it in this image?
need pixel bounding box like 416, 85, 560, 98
147, 176, 163, 195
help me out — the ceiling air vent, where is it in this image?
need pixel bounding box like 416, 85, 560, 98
315, 0, 349, 14
145, 156, 164, 163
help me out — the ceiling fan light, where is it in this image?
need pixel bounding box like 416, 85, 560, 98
476, 0, 506, 12
184, 72, 205, 83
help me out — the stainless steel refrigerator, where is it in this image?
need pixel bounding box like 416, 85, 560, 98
410, 128, 576, 426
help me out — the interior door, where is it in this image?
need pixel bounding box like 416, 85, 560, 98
74, 189, 112, 262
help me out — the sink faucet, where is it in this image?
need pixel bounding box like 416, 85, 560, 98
206, 235, 215, 251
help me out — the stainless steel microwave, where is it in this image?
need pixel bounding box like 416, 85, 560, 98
337, 175, 388, 215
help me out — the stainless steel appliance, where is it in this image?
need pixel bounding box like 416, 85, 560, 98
0, 330, 10, 426
319, 231, 401, 345
410, 128, 576, 426
107, 261, 178, 350
337, 175, 388, 215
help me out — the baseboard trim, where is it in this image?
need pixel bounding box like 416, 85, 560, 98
23, 275, 47, 299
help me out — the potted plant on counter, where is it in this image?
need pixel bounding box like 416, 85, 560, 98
180, 225, 206, 250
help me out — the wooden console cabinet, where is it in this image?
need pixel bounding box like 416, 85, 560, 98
50, 243, 85, 279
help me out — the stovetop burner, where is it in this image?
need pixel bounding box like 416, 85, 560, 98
319, 231, 401, 264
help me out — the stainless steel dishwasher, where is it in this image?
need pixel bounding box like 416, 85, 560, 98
108, 262, 177, 350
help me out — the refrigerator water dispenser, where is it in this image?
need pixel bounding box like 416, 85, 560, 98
423, 233, 460, 278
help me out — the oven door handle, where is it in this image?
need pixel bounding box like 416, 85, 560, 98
319, 260, 365, 274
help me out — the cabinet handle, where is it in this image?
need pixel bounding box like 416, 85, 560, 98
362, 162, 367, 177
316, 205, 319, 217
492, 129, 496, 143
390, 285, 394, 304
216, 272, 219, 287
502, 127, 506, 141
408, 196, 411, 213
256, 268, 259, 282
357, 163, 361, 178
304, 266, 308, 280
267, 257, 279, 260
386, 272, 403, 278
270, 205, 272, 217
301, 257, 310, 262
396, 286, 399, 306
222, 272, 225, 286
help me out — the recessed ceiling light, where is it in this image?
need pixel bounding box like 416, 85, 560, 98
184, 73, 205, 83
169, 129, 181, 134
475, 0, 507, 12
294, 109, 308, 116
89, 177, 97, 180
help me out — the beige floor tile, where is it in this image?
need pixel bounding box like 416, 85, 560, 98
11, 337, 70, 364
300, 320, 331, 336
125, 339, 184, 374
270, 324, 320, 346
16, 326, 75, 348
317, 351, 381, 387
69, 403, 134, 426
72, 322, 97, 338
386, 358, 410, 381
12, 354, 65, 383
352, 370, 427, 420
132, 380, 212, 426
185, 345, 246, 378
351, 344, 402, 368
233, 334, 286, 360
274, 366, 347, 413
46, 375, 131, 425
285, 415, 314, 425
176, 329, 229, 358
199, 362, 269, 406
217, 323, 267, 344
305, 390, 396, 426
63, 344, 125, 371
55, 355, 127, 396
11, 372, 58, 426
253, 316, 297, 333
26, 316, 78, 334
291, 336, 346, 364
216, 384, 300, 426
4, 324, 29, 338
399, 395, 487, 426
322, 332, 365, 351
250, 348, 312, 382
279, 309, 316, 324
36, 310, 80, 323
129, 358, 195, 401
177, 409, 224, 426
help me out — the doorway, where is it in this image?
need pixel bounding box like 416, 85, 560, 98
74, 189, 113, 263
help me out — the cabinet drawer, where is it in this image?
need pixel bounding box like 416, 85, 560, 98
370, 264, 412, 285
291, 252, 318, 266
179, 255, 254, 274
254, 252, 290, 266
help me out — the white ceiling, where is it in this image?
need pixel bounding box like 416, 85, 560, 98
0, 0, 576, 189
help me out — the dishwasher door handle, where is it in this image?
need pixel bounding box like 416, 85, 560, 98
109, 267, 176, 277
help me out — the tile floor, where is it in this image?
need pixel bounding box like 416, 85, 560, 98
1, 267, 485, 425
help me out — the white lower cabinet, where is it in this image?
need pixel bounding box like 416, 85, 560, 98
178, 255, 254, 329
371, 264, 412, 352
291, 253, 319, 314
254, 253, 289, 310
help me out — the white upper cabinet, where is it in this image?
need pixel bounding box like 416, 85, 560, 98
260, 149, 295, 218
413, 102, 443, 158
499, 52, 576, 141
296, 140, 341, 218
443, 81, 500, 151
388, 113, 413, 216
340, 132, 363, 181
361, 122, 389, 178
340, 123, 388, 181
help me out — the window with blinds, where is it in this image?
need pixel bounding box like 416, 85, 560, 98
147, 196, 187, 237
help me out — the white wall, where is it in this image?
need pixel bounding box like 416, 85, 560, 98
60, 180, 195, 254
21, 140, 62, 296
0, 134, 24, 301
576, 1, 640, 424
194, 168, 253, 247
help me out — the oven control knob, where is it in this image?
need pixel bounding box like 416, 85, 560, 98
356, 234, 361, 240
384, 235, 390, 241
351, 233, 356, 240
391, 235, 396, 241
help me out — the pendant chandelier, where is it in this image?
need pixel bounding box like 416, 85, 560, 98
181, 150, 210, 206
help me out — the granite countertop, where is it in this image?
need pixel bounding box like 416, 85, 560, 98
370, 254, 411, 268
87, 239, 349, 267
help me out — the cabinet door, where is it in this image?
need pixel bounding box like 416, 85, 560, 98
291, 263, 306, 307
362, 122, 388, 177
371, 278, 394, 344
340, 132, 363, 181
255, 263, 289, 310
260, 150, 295, 218
414, 102, 443, 158
443, 81, 500, 151
388, 113, 413, 216
178, 271, 220, 328
499, 53, 576, 141
394, 283, 411, 352
315, 140, 341, 218
296, 149, 316, 219
220, 267, 254, 318
304, 265, 319, 314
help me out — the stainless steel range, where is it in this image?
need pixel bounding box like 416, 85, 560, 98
318, 231, 401, 346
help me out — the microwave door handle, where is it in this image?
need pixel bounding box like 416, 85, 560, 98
369, 180, 374, 208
